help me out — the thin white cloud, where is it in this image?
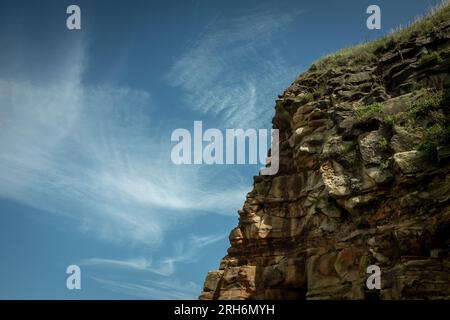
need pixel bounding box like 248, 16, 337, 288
82, 257, 172, 276
83, 257, 153, 271
189, 233, 227, 248
166, 9, 301, 128
81, 232, 226, 277
82, 233, 224, 299
0, 40, 246, 247
92, 277, 199, 300
0, 9, 300, 299
1, 8, 297, 249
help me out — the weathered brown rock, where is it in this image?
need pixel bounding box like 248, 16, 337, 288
200, 5, 450, 300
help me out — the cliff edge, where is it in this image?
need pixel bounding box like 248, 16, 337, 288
200, 3, 450, 300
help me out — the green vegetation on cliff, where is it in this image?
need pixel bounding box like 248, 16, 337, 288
312, 1, 450, 70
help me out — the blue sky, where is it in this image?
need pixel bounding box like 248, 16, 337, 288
0, 0, 441, 299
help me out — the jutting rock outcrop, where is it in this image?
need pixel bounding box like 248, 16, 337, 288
200, 4, 450, 300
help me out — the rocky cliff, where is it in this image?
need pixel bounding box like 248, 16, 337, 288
200, 4, 450, 300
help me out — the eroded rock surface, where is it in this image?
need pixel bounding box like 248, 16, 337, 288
200, 6, 450, 300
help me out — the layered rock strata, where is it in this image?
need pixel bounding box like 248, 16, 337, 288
200, 5, 450, 300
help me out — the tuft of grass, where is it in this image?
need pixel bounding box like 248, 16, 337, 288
380, 137, 390, 150
356, 102, 384, 121
343, 150, 357, 167
384, 90, 444, 126
313, 84, 329, 99
418, 123, 450, 159
303, 92, 314, 103
343, 142, 358, 167
410, 90, 444, 117
384, 115, 396, 126
417, 51, 443, 67
415, 90, 449, 159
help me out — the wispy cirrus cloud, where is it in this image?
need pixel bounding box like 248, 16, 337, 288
165, 8, 301, 128
0, 7, 300, 299
92, 277, 199, 300
83, 233, 225, 299
0, 39, 245, 247
81, 233, 226, 277
0, 7, 299, 249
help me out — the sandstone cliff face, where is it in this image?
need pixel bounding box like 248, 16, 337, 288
200, 5, 450, 300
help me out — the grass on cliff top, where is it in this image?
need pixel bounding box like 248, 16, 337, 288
312, 0, 450, 70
